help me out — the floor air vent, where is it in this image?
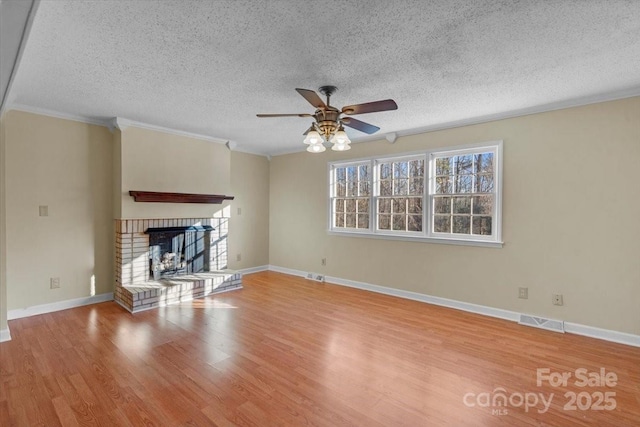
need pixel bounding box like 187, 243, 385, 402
306, 273, 325, 282
518, 314, 565, 333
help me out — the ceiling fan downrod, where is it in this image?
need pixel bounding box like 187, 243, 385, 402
318, 85, 337, 107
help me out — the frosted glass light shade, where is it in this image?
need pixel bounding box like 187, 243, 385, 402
303, 130, 322, 145
331, 129, 351, 145
307, 142, 326, 153
331, 142, 351, 151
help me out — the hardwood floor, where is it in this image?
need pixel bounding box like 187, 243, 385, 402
1, 271, 639, 426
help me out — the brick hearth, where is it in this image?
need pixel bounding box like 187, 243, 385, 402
114, 271, 242, 313
114, 217, 242, 312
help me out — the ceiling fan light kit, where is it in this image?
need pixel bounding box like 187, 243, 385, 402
303, 129, 322, 145
331, 142, 351, 151
257, 86, 397, 154
306, 142, 326, 153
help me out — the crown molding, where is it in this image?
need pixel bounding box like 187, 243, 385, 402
6, 105, 227, 145
7, 105, 272, 157
352, 86, 640, 146
232, 146, 269, 157
267, 145, 309, 156
9, 103, 111, 127
111, 116, 230, 145
107, 117, 130, 132
9, 86, 639, 159
268, 87, 640, 157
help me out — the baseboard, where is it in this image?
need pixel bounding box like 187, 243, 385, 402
0, 328, 11, 343
7, 292, 114, 320
268, 265, 308, 278
268, 265, 640, 348
238, 265, 270, 275
325, 274, 520, 322
564, 322, 640, 347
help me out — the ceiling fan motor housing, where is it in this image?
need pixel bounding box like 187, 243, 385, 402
315, 108, 340, 140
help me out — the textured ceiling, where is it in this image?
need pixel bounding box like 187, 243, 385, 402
8, 0, 640, 155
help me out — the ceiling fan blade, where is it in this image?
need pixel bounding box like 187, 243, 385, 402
342, 117, 380, 134
295, 88, 327, 109
256, 113, 314, 118
342, 99, 398, 115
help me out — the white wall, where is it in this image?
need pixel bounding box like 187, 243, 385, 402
269, 97, 640, 335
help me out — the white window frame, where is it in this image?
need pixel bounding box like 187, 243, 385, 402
329, 160, 373, 234
327, 140, 503, 248
427, 143, 502, 244
373, 154, 426, 237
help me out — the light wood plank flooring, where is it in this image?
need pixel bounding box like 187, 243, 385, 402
1, 271, 639, 426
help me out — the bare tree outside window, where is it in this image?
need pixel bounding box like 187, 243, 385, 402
376, 158, 424, 232
332, 163, 370, 230
432, 152, 494, 236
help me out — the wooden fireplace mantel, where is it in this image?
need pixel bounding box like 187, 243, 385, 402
129, 191, 234, 204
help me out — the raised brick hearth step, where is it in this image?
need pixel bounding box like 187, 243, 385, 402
114, 270, 242, 313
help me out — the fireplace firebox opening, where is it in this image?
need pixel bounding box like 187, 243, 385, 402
145, 225, 214, 280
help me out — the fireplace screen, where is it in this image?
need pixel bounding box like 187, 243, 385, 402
146, 225, 213, 280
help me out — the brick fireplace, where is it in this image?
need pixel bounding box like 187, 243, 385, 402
114, 217, 242, 312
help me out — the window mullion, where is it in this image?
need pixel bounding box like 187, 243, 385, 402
405, 197, 409, 232
449, 193, 455, 234
369, 160, 375, 231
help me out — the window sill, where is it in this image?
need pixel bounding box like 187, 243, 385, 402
327, 229, 503, 248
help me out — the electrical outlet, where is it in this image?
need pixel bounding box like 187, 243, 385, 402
321, 258, 326, 266
518, 287, 528, 299
236, 254, 241, 262
39, 205, 49, 217
552, 294, 564, 306
50, 277, 60, 289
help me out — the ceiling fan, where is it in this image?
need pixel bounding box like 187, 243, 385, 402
257, 86, 397, 152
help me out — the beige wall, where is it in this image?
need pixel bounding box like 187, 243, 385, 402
228, 151, 270, 269
1, 98, 636, 337
118, 127, 231, 219
0, 113, 7, 330
113, 128, 122, 219
269, 97, 640, 335
4, 111, 114, 310
0, 113, 271, 324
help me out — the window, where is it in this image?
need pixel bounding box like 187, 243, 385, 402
375, 157, 424, 232
329, 141, 502, 247
331, 162, 371, 230
430, 149, 496, 238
